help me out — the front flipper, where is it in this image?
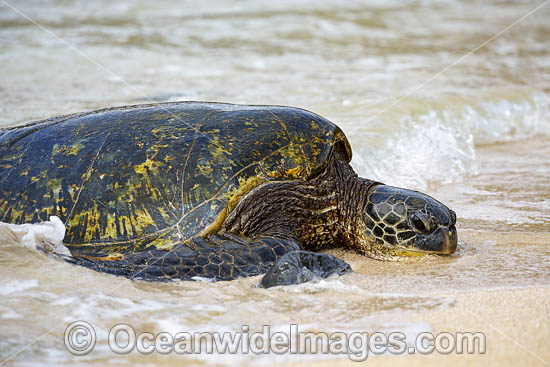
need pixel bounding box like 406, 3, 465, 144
259, 250, 352, 288
65, 234, 301, 281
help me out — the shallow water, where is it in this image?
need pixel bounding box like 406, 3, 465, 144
0, 0, 549, 365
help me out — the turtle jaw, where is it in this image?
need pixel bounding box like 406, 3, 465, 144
398, 225, 458, 256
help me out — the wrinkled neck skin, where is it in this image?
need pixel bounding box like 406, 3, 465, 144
223, 153, 381, 255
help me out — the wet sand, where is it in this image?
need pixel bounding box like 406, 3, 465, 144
287, 285, 550, 367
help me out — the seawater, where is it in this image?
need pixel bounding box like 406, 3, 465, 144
0, 0, 549, 365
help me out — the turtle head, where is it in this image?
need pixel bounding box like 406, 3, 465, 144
356, 184, 457, 259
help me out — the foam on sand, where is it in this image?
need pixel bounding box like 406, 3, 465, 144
0, 216, 69, 256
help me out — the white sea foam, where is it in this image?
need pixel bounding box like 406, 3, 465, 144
0, 279, 39, 296
350, 90, 550, 189
0, 216, 69, 256
275, 277, 367, 294
0, 305, 22, 319
191, 276, 217, 283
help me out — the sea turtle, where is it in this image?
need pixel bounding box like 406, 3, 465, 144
0, 102, 457, 287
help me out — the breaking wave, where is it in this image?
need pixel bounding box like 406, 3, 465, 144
349, 88, 550, 189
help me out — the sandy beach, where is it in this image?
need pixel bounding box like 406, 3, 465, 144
287, 285, 550, 367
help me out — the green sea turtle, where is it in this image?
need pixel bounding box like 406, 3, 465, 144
0, 102, 457, 287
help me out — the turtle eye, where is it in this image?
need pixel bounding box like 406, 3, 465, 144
411, 213, 433, 233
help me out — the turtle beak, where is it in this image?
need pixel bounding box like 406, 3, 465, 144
440, 226, 458, 254
441, 210, 458, 254
414, 225, 457, 255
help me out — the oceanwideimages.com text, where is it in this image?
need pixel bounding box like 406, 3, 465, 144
64, 321, 486, 361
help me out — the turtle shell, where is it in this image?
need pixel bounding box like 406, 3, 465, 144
0, 102, 351, 257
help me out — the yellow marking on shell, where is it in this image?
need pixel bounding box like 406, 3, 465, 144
65, 143, 83, 156
150, 143, 169, 154
266, 165, 304, 179
285, 166, 304, 178
151, 187, 161, 201
5, 207, 25, 221
30, 170, 48, 183
267, 170, 282, 178
197, 162, 213, 177
102, 214, 119, 241
45, 178, 62, 200
70, 201, 158, 243
67, 209, 99, 240
213, 144, 231, 157
208, 135, 233, 161
78, 254, 124, 261
157, 207, 170, 221
149, 236, 174, 250
1, 154, 23, 163
261, 142, 309, 179
186, 174, 267, 238
47, 178, 61, 188
133, 158, 159, 175
133, 208, 157, 228
105, 142, 298, 246
227, 175, 265, 210
198, 207, 228, 237
67, 185, 75, 196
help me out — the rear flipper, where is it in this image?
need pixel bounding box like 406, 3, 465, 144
259, 250, 352, 288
